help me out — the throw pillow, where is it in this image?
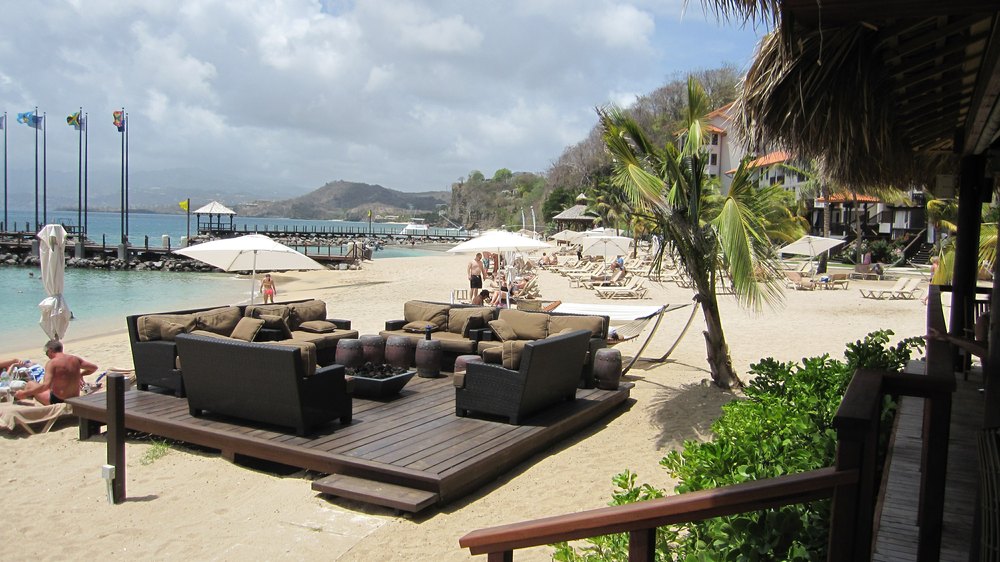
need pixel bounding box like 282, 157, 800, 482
195, 306, 242, 335
498, 309, 548, 340
548, 315, 604, 338
230, 317, 265, 342
403, 320, 437, 333
488, 319, 517, 342
160, 321, 190, 341
259, 314, 294, 340
297, 320, 338, 334
287, 299, 327, 330
402, 301, 450, 330
447, 307, 491, 334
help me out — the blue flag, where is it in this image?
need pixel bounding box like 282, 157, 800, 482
17, 111, 42, 129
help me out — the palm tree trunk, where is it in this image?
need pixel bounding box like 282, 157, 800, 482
691, 271, 743, 389
818, 183, 831, 274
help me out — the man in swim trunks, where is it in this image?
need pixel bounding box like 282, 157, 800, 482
14, 340, 97, 405
468, 252, 484, 289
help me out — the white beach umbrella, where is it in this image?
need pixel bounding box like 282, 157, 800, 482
174, 234, 324, 303
446, 230, 553, 254
37, 224, 72, 341
778, 235, 845, 257
550, 229, 584, 244
582, 235, 632, 260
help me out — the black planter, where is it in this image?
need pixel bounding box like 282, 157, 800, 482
348, 370, 416, 399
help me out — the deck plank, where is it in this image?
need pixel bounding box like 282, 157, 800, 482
68, 377, 630, 511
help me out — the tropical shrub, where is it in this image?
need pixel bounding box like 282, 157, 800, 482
553, 331, 923, 562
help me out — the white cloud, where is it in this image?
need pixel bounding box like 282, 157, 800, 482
0, 0, 763, 196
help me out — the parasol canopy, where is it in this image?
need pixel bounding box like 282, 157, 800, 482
581, 235, 632, 260
37, 224, 72, 341
446, 230, 553, 254
778, 235, 845, 257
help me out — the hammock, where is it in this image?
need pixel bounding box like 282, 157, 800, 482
551, 302, 699, 374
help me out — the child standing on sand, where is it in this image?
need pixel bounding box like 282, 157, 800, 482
260, 274, 277, 304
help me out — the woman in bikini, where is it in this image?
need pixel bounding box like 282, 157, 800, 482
260, 274, 277, 304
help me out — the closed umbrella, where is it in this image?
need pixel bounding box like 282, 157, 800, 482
37, 224, 72, 341
174, 234, 324, 304
582, 235, 632, 260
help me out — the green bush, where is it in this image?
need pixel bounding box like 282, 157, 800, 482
553, 330, 923, 562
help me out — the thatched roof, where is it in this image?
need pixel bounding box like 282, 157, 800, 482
726, 0, 1000, 193
552, 205, 599, 222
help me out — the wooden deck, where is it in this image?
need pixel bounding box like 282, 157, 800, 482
873, 368, 984, 561
68, 375, 631, 513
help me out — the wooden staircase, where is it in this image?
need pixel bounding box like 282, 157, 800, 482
312, 474, 439, 513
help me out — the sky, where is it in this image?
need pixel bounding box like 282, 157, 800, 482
0, 0, 766, 201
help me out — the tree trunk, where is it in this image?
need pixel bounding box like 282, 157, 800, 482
818, 183, 831, 274
694, 287, 743, 389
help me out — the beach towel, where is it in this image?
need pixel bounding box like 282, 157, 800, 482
0, 402, 72, 435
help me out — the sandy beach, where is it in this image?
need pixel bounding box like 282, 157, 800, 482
0, 254, 928, 560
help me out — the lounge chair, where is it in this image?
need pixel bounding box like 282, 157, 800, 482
890, 277, 923, 299
858, 277, 908, 299
583, 270, 627, 289
595, 279, 648, 299
783, 271, 817, 291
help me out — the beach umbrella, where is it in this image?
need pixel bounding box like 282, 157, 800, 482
37, 224, 72, 341
174, 234, 324, 304
778, 235, 845, 257
582, 235, 632, 260
446, 230, 553, 254
550, 229, 584, 244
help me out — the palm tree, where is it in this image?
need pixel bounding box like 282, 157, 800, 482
597, 77, 799, 389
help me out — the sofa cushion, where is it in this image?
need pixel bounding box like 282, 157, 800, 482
246, 304, 291, 323
403, 320, 436, 333
297, 320, 338, 334
502, 340, 529, 370
287, 299, 327, 330
481, 346, 502, 364
428, 331, 477, 354
448, 307, 492, 335
477, 340, 503, 354
264, 340, 317, 376
230, 317, 264, 342
548, 315, 604, 339
258, 314, 294, 340
136, 314, 196, 341
403, 301, 450, 330
290, 330, 359, 350
488, 319, 517, 342
195, 307, 243, 335
498, 309, 548, 340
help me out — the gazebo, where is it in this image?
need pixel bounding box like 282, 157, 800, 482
193, 201, 237, 235
552, 193, 599, 232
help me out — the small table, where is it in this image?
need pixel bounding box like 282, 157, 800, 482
415, 339, 443, 378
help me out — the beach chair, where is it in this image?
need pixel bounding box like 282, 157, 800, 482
858, 277, 908, 299
783, 271, 817, 291
595, 279, 648, 299
890, 277, 922, 300
583, 270, 627, 290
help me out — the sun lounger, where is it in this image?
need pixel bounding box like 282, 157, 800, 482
858, 277, 908, 299
784, 271, 817, 291
595, 280, 648, 299
889, 277, 923, 299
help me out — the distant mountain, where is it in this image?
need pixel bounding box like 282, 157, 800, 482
235, 180, 450, 220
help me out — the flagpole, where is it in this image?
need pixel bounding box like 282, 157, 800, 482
119, 107, 125, 245
125, 112, 129, 241
3, 111, 7, 231
42, 111, 47, 225
34, 105, 38, 231
77, 107, 82, 234
84, 112, 89, 236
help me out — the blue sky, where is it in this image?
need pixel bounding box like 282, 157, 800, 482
0, 1, 766, 198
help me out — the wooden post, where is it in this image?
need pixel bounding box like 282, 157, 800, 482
629, 528, 656, 562
107, 373, 126, 503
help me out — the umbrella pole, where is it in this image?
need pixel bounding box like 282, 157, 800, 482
249, 251, 257, 305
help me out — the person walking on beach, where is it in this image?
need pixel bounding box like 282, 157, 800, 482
261, 273, 277, 304
14, 340, 97, 405
468, 253, 484, 290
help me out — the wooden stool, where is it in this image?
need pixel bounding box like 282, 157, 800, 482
415, 339, 443, 378
593, 348, 623, 390
335, 339, 365, 368
360, 334, 385, 365
385, 336, 415, 369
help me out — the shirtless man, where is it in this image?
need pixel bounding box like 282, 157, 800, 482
468, 252, 484, 289
14, 340, 97, 405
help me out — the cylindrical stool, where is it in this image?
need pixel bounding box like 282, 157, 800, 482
415, 339, 443, 378
360, 334, 385, 365
335, 339, 365, 368
385, 336, 415, 369
453, 354, 483, 375
593, 348, 623, 390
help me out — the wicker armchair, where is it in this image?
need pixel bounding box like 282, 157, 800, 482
455, 330, 591, 424
175, 333, 352, 436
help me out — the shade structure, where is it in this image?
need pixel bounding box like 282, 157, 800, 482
446, 230, 553, 254
174, 234, 323, 303
37, 224, 72, 341
582, 235, 632, 260
778, 235, 845, 257
550, 229, 584, 244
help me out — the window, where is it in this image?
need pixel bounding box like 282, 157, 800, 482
710, 153, 717, 166
711, 134, 719, 145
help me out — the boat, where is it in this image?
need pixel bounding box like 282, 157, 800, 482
400, 218, 429, 235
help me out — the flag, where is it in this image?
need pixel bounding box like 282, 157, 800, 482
368, 209, 372, 218
0, 115, 4, 129
179, 200, 189, 211
66, 111, 85, 130
17, 111, 42, 129
113, 110, 126, 132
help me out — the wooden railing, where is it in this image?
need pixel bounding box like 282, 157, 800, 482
459, 286, 957, 561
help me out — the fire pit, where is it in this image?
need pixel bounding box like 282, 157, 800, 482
345, 362, 416, 399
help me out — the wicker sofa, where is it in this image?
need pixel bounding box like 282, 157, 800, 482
126, 298, 357, 397
455, 330, 591, 424
378, 301, 496, 370
175, 332, 352, 436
